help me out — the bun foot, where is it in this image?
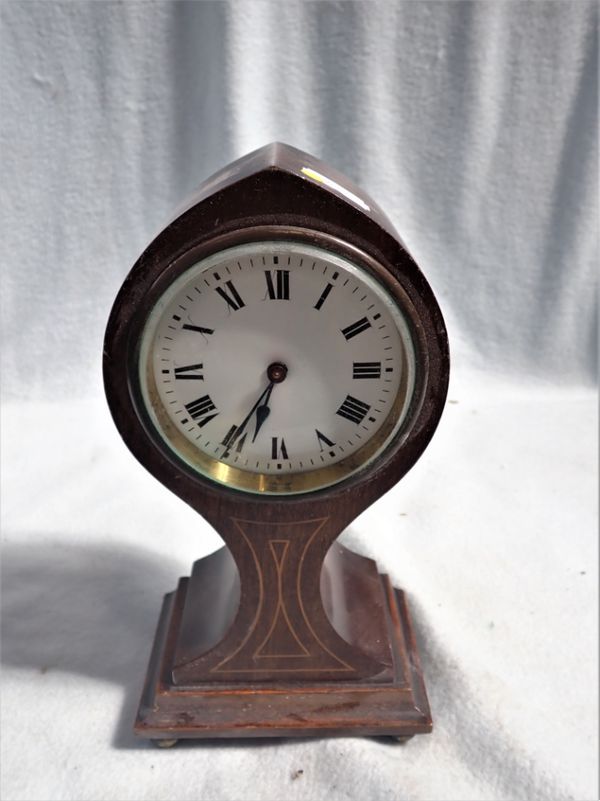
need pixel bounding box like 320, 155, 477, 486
153, 738, 178, 749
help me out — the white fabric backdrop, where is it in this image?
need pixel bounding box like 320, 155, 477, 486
1, 0, 597, 398
1, 2, 597, 801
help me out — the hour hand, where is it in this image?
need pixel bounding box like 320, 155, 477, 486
252, 386, 273, 442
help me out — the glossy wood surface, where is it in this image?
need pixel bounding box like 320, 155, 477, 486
135, 547, 432, 740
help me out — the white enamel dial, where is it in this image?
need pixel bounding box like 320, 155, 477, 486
138, 241, 416, 494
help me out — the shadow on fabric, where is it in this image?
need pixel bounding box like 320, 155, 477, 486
0, 539, 292, 751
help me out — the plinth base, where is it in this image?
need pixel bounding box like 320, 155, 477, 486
134, 572, 432, 741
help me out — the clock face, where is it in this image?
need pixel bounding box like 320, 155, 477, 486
137, 240, 417, 494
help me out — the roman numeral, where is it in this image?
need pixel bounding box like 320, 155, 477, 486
182, 324, 214, 335
352, 361, 381, 379
341, 317, 371, 340
315, 429, 335, 451
264, 270, 290, 300
174, 363, 204, 380
215, 280, 245, 311
314, 283, 333, 310
221, 425, 246, 456
336, 394, 371, 425
221, 425, 237, 448
185, 395, 218, 428
271, 437, 289, 460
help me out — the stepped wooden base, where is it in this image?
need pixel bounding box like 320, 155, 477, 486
134, 566, 432, 741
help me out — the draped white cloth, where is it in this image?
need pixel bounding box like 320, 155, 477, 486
1, 3, 597, 800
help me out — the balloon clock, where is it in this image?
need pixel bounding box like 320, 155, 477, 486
103, 143, 449, 743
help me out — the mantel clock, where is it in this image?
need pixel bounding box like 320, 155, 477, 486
103, 143, 449, 743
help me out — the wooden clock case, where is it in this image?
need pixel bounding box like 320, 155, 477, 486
103, 143, 449, 742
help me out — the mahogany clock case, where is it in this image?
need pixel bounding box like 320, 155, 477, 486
104, 142, 449, 515
103, 143, 449, 740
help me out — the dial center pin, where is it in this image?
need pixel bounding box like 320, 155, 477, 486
267, 362, 288, 383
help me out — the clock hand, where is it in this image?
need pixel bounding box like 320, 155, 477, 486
250, 362, 288, 443
226, 381, 274, 450
252, 384, 274, 442
224, 362, 288, 452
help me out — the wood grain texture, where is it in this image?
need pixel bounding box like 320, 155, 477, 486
135, 548, 431, 740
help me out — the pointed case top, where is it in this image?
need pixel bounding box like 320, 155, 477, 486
166, 142, 403, 246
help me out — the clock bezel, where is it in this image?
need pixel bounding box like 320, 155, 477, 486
133, 231, 422, 496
